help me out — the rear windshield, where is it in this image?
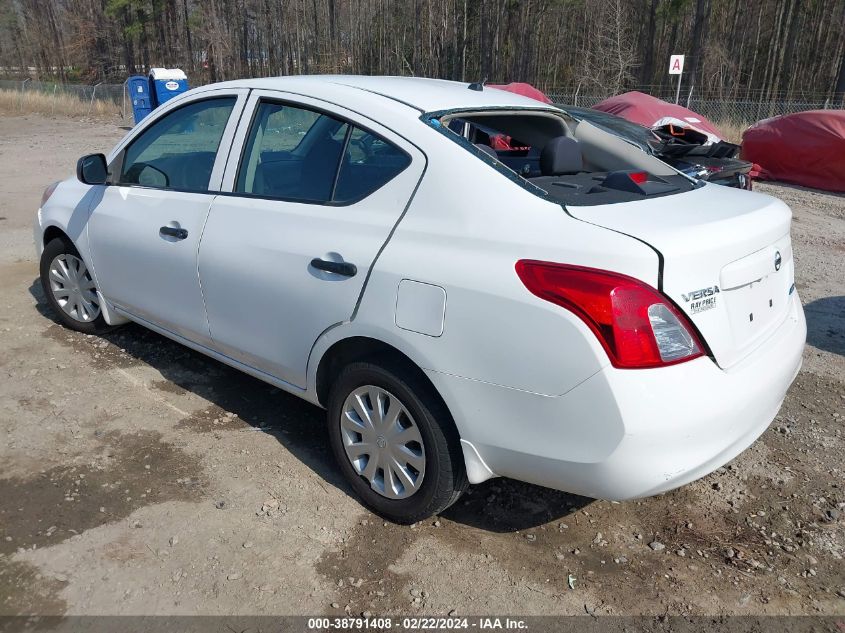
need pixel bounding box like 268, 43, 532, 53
560, 105, 657, 152
435, 109, 694, 206
442, 110, 567, 178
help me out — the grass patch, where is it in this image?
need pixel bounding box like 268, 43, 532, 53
711, 119, 752, 144
0, 88, 120, 119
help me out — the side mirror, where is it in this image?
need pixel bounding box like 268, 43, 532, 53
76, 153, 109, 185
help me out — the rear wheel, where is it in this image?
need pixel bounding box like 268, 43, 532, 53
327, 360, 467, 523
40, 237, 112, 335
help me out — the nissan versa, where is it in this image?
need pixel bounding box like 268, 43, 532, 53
34, 76, 806, 523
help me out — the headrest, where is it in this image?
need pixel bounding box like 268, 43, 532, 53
540, 136, 583, 175
474, 143, 497, 158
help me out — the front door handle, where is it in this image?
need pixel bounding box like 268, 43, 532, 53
160, 226, 188, 240
310, 258, 357, 277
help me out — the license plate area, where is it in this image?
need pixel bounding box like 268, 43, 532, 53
721, 244, 793, 356
725, 275, 782, 335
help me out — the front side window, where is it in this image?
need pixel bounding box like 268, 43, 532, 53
119, 97, 236, 192
236, 100, 411, 204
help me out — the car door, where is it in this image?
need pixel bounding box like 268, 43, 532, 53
87, 90, 248, 345
198, 91, 426, 388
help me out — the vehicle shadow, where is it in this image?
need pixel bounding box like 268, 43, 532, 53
803, 296, 845, 357
442, 479, 592, 532
28, 279, 591, 531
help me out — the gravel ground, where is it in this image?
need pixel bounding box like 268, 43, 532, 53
0, 114, 843, 617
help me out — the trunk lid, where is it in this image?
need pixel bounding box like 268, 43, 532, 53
568, 183, 795, 368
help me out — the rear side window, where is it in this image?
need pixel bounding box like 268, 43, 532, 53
236, 101, 349, 203
236, 100, 410, 204
119, 97, 236, 192
333, 127, 411, 203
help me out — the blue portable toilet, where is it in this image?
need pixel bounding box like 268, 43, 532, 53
127, 75, 153, 124
149, 68, 189, 107
127, 68, 190, 125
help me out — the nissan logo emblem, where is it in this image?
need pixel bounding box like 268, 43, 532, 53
774, 250, 782, 271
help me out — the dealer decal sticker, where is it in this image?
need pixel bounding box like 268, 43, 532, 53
682, 285, 719, 314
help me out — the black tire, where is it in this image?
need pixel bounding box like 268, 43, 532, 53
327, 359, 468, 524
40, 237, 113, 335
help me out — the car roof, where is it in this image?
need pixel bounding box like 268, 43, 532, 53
210, 75, 558, 114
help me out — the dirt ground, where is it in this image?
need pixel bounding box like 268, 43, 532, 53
0, 114, 843, 618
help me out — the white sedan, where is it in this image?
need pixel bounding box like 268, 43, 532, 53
34, 76, 806, 523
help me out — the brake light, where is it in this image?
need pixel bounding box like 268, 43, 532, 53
515, 260, 705, 369
628, 171, 648, 184
41, 181, 59, 207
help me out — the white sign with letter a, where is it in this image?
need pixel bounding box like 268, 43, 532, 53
669, 55, 685, 75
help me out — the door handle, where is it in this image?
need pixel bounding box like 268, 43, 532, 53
159, 226, 188, 240
310, 258, 357, 277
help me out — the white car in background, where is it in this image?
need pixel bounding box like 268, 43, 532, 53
34, 76, 806, 523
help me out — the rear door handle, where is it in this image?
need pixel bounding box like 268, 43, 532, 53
160, 226, 188, 240
310, 258, 357, 277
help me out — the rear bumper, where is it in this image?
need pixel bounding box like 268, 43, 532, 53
431, 291, 806, 500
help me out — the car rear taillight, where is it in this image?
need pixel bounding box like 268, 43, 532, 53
41, 182, 59, 207
515, 260, 705, 369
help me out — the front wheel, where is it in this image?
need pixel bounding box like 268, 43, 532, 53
40, 237, 113, 335
327, 360, 467, 523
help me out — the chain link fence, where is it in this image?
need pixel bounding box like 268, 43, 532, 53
546, 90, 835, 126
0, 78, 838, 125
0, 79, 128, 117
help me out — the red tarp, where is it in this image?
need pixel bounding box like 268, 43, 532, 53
741, 110, 845, 192
488, 82, 552, 104
593, 91, 725, 143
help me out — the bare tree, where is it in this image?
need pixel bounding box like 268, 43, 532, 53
574, 0, 637, 93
